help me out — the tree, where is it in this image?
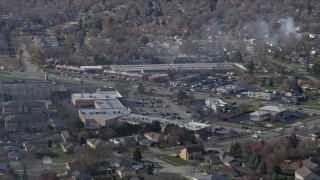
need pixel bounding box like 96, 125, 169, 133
136, 83, 145, 94
268, 78, 274, 87
75, 120, 85, 129
230, 141, 242, 158
39, 169, 60, 180
48, 139, 52, 148
248, 151, 258, 167
253, 157, 260, 169
257, 161, 267, 174
133, 148, 142, 162
144, 121, 161, 132
272, 165, 281, 175
311, 62, 320, 76
80, 137, 86, 145
245, 61, 255, 74
161, 19, 166, 26
147, 165, 153, 175
233, 51, 243, 63
260, 77, 266, 87
176, 89, 187, 102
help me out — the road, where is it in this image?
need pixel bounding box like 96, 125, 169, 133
20, 43, 38, 73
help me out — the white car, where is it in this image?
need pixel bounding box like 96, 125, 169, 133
252, 134, 260, 138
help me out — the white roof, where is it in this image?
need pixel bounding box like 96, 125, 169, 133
79, 109, 130, 120
183, 122, 211, 131
95, 99, 126, 109
258, 106, 287, 113
250, 110, 270, 116
111, 63, 234, 72
80, 66, 103, 69
72, 91, 122, 100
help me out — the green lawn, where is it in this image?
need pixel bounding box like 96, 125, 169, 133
50, 165, 66, 174
302, 103, 320, 110
161, 156, 189, 166
300, 115, 320, 123
0, 72, 23, 78
50, 148, 77, 162
201, 165, 220, 173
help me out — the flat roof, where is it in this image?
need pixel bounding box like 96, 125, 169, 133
95, 99, 126, 109
110, 63, 234, 72
72, 91, 122, 100
121, 114, 184, 126
250, 110, 270, 116
258, 106, 287, 113
80, 109, 130, 120
182, 122, 211, 131
80, 66, 103, 69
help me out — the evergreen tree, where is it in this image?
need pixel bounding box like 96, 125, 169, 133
261, 77, 266, 86
176, 89, 187, 102
80, 137, 86, 145
272, 165, 281, 175
253, 157, 260, 169
248, 151, 258, 167
257, 161, 267, 174
268, 78, 274, 87
233, 51, 243, 63
147, 165, 153, 175
47, 139, 52, 148
133, 148, 143, 162
161, 19, 166, 26
245, 61, 255, 74
136, 83, 145, 94
230, 141, 242, 158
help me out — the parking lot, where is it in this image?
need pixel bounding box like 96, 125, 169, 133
123, 95, 193, 123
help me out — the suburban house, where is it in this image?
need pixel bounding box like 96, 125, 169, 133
144, 132, 165, 144
61, 141, 79, 154
117, 166, 135, 179
234, 164, 255, 176
204, 154, 221, 165
61, 131, 73, 142
5, 114, 48, 131
193, 173, 227, 180
250, 105, 290, 121
66, 160, 87, 175
2, 100, 45, 115
86, 138, 110, 149
222, 155, 242, 167
295, 167, 320, 180
111, 158, 143, 170
110, 136, 137, 146
302, 157, 320, 173
205, 98, 227, 112
217, 166, 238, 177
179, 146, 203, 160
70, 171, 93, 180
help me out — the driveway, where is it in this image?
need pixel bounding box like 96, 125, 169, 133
43, 156, 53, 164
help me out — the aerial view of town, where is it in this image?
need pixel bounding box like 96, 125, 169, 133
0, 0, 320, 180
